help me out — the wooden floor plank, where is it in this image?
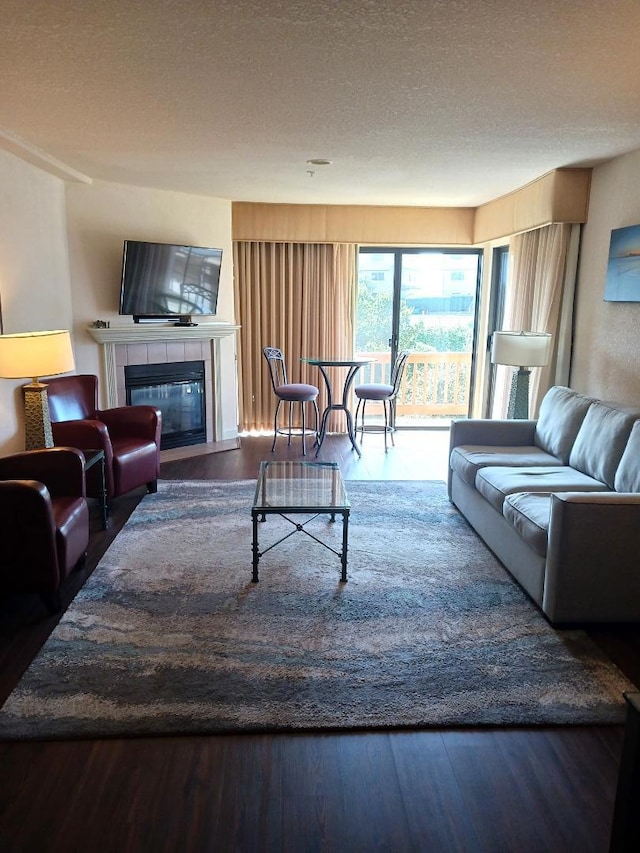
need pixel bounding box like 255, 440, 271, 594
388, 730, 479, 851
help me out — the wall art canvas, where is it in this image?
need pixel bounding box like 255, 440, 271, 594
604, 224, 640, 302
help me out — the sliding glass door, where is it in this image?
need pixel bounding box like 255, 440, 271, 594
356, 248, 482, 427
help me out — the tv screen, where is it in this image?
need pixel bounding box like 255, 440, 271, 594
119, 240, 222, 321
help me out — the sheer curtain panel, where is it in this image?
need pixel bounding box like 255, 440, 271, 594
492, 223, 572, 418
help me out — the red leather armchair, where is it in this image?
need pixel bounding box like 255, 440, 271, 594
0, 448, 90, 613
45, 374, 162, 499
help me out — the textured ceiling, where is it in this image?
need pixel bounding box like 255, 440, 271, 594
2, 0, 640, 206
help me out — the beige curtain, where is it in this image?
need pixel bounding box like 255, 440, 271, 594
493, 223, 572, 418
233, 241, 357, 433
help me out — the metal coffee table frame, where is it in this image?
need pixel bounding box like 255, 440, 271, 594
251, 460, 350, 583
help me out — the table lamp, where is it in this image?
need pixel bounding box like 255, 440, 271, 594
491, 331, 552, 419
0, 329, 75, 449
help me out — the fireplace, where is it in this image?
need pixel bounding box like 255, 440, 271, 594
87, 322, 240, 447
125, 360, 206, 450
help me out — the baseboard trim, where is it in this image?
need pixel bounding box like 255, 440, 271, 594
160, 438, 241, 463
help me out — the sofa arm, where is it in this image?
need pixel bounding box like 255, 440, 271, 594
543, 492, 640, 623
0, 447, 86, 498
449, 418, 537, 451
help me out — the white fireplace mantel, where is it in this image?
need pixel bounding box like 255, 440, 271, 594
87, 322, 239, 346
87, 322, 240, 442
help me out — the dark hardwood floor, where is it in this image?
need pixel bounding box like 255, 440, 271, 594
0, 431, 638, 852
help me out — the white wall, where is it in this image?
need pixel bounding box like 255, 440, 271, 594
572, 149, 640, 403
0, 150, 74, 453
64, 180, 238, 436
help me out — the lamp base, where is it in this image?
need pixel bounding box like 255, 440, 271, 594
507, 368, 531, 419
23, 383, 54, 450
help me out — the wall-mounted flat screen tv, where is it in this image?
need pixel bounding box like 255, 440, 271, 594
119, 240, 222, 323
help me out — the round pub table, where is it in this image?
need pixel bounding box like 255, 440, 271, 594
301, 357, 374, 457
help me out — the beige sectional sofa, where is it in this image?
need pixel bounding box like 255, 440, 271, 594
448, 386, 640, 624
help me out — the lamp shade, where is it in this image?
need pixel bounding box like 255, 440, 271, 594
0, 330, 75, 381
491, 331, 552, 368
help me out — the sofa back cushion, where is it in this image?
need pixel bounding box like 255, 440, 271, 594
534, 386, 593, 463
569, 402, 639, 488
614, 420, 640, 493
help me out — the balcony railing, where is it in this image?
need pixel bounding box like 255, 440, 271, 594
355, 351, 472, 418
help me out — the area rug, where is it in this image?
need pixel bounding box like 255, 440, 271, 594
0, 479, 633, 740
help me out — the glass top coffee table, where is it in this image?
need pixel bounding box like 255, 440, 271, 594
251, 460, 350, 583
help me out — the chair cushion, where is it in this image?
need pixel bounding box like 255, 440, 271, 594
355, 383, 394, 400
475, 465, 610, 513
502, 492, 552, 557
450, 444, 561, 486
111, 438, 159, 496
275, 383, 318, 402
53, 496, 90, 577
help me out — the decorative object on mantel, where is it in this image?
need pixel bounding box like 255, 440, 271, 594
0, 329, 75, 449
0, 479, 631, 740
604, 224, 640, 302
491, 330, 552, 419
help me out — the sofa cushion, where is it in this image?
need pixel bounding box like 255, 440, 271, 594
569, 402, 639, 488
614, 420, 640, 493
450, 445, 561, 486
534, 386, 593, 463
502, 492, 552, 557
475, 465, 610, 513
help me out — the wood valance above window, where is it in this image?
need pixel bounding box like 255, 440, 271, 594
232, 168, 591, 247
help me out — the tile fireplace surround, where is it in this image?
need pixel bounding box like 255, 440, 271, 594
87, 323, 240, 446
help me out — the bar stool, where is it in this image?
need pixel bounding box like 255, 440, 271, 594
354, 350, 409, 451
263, 347, 320, 455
